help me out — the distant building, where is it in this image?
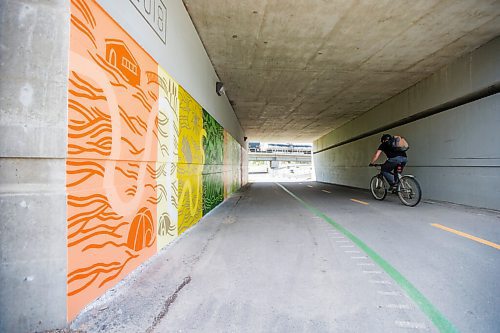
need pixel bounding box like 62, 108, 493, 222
248, 142, 261, 152
105, 39, 141, 86
249, 142, 311, 154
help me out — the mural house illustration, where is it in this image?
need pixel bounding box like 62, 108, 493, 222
105, 39, 141, 86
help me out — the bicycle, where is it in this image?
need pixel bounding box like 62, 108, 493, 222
369, 163, 422, 206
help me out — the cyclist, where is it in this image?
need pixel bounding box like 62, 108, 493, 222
369, 134, 407, 191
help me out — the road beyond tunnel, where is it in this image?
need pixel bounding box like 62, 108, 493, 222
71, 182, 500, 333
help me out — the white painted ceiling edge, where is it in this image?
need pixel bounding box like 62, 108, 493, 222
97, 0, 245, 147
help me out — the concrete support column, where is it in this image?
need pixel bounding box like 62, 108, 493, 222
0, 0, 69, 331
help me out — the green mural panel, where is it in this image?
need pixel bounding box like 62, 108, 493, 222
202, 172, 224, 214
203, 110, 224, 165
202, 110, 224, 214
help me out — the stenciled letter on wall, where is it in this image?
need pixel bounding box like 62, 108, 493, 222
129, 0, 168, 44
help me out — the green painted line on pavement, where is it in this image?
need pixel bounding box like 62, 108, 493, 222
276, 182, 458, 333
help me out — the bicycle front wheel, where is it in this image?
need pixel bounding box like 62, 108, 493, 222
397, 176, 422, 206
370, 175, 387, 200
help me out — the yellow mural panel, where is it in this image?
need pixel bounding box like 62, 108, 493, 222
177, 87, 205, 235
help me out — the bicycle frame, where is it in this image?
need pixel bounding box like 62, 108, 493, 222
370, 163, 422, 206
373, 165, 402, 190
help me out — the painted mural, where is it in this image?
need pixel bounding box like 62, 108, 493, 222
67, 0, 245, 321
177, 87, 205, 235
202, 110, 224, 214
156, 67, 179, 250
224, 132, 242, 198
67, 0, 158, 320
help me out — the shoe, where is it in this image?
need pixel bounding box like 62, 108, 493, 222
388, 185, 397, 193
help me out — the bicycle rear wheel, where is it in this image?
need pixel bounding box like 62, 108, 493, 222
397, 176, 422, 206
370, 175, 387, 200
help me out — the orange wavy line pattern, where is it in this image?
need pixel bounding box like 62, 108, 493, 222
121, 137, 145, 155
67, 169, 104, 188
148, 90, 158, 101
69, 221, 129, 241
71, 14, 97, 48
69, 99, 100, 122
68, 213, 123, 240
82, 241, 128, 252
69, 121, 111, 139
67, 251, 137, 296
71, 0, 96, 28
68, 230, 122, 247
67, 160, 105, 170
71, 71, 104, 94
133, 91, 152, 111
98, 251, 139, 288
68, 261, 120, 279
68, 193, 109, 207
69, 205, 108, 227
69, 89, 107, 101
67, 272, 100, 297
131, 114, 148, 132
69, 144, 108, 154
115, 166, 139, 180
119, 105, 144, 135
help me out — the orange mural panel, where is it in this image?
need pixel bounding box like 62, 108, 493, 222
67, 0, 159, 320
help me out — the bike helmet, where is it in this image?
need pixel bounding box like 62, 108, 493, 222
380, 134, 392, 142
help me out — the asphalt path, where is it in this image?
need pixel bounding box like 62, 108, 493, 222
72, 182, 500, 333
278, 182, 500, 333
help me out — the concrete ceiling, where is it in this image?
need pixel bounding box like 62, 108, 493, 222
183, 0, 500, 143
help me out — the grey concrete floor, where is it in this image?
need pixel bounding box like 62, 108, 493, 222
71, 182, 500, 333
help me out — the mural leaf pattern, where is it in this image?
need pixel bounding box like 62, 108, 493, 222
202, 110, 224, 214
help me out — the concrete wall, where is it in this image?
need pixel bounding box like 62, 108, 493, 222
1, 0, 246, 331
314, 37, 500, 211
0, 0, 70, 332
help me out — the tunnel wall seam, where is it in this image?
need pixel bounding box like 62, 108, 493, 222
314, 84, 500, 154
313, 37, 500, 210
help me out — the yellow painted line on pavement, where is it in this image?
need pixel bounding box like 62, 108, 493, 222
322, 190, 331, 194
350, 198, 369, 205
431, 223, 500, 250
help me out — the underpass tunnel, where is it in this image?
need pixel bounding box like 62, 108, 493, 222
1, 0, 499, 332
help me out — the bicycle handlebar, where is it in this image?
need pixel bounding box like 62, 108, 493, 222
369, 163, 383, 167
